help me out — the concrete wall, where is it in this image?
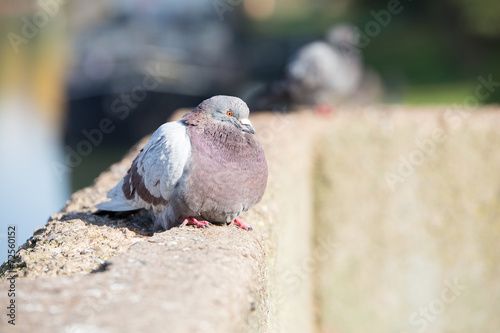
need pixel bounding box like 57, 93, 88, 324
1, 106, 499, 332
314, 106, 500, 333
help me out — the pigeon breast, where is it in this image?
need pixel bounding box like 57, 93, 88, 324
180, 113, 268, 223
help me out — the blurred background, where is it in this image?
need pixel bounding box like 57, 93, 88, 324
0, 0, 499, 293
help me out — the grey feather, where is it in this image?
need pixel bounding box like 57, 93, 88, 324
285, 24, 382, 105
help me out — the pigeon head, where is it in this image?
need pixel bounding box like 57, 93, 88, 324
326, 24, 359, 47
197, 95, 256, 134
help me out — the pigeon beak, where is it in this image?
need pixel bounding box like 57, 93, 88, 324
240, 118, 256, 134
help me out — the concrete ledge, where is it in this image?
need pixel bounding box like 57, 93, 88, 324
0, 133, 270, 332
2, 106, 500, 332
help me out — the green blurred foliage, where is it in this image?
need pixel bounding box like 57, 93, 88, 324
244, 0, 500, 104
454, 0, 500, 38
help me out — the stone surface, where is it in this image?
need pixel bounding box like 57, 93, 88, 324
2, 106, 500, 333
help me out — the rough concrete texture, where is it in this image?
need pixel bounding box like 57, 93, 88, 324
2, 105, 500, 333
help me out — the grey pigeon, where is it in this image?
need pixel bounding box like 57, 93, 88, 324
286, 24, 364, 106
251, 24, 383, 111
96, 96, 268, 231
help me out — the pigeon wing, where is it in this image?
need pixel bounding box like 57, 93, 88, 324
96, 120, 191, 212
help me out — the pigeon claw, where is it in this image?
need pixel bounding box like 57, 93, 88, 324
232, 217, 253, 231
182, 217, 211, 228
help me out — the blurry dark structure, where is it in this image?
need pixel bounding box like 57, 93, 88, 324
63, 0, 500, 189
65, 1, 245, 189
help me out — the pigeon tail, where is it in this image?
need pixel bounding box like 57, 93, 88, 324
95, 179, 138, 212
95, 199, 137, 212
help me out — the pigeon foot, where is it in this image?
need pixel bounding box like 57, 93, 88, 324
182, 217, 211, 228
232, 217, 253, 231
314, 104, 334, 116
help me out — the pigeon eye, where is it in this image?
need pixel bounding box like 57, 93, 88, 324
226, 111, 233, 117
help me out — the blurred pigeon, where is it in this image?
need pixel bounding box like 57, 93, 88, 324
96, 96, 268, 231
252, 24, 382, 111
286, 24, 364, 106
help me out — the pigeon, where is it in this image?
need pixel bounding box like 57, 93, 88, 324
286, 24, 364, 107
96, 95, 268, 231
251, 24, 382, 111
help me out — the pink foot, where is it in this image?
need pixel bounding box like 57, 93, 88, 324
231, 217, 253, 231
314, 104, 334, 117
181, 217, 210, 228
